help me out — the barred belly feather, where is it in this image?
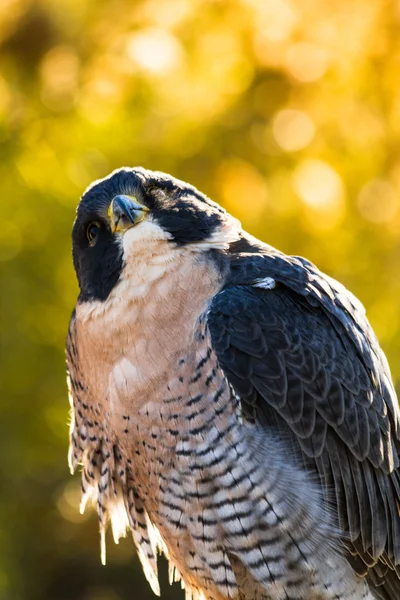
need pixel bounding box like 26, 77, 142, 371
67, 319, 373, 600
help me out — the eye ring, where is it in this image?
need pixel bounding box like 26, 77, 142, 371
86, 221, 100, 245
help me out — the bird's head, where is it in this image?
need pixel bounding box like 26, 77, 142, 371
72, 167, 241, 302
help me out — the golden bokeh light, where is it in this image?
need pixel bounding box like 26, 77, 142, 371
357, 179, 400, 224
218, 159, 269, 226
293, 159, 344, 210
40, 45, 79, 111
126, 28, 183, 75
293, 159, 345, 228
252, 0, 297, 42
285, 42, 329, 82
272, 109, 315, 152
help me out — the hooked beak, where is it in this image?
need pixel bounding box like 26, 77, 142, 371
108, 195, 149, 233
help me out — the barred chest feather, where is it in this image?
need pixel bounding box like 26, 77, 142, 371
67, 254, 372, 600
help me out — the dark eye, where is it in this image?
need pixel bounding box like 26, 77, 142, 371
86, 221, 100, 245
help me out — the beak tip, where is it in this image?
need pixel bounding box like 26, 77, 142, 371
109, 195, 147, 232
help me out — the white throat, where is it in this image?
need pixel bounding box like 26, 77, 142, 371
77, 215, 240, 324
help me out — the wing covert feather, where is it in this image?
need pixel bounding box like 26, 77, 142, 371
207, 259, 400, 593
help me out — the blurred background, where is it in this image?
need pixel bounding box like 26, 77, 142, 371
1, 0, 400, 598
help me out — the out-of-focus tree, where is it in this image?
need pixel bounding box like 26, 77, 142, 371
1, 0, 400, 598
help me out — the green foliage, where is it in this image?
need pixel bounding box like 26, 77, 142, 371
1, 0, 400, 598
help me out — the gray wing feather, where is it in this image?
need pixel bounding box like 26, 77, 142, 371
207, 251, 400, 596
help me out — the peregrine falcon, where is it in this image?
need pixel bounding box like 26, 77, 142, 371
66, 167, 400, 600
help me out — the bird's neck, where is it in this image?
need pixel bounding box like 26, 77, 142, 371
72, 249, 226, 424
